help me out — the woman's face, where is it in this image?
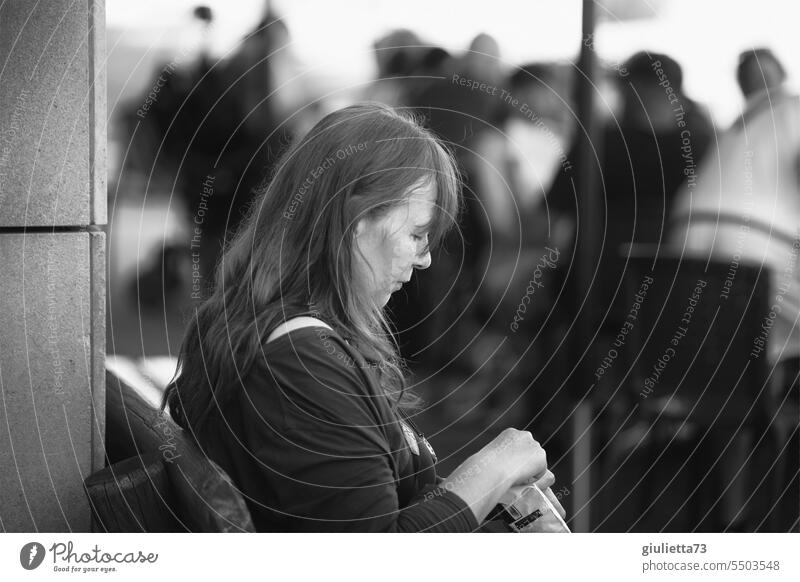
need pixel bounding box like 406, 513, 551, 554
353, 180, 436, 307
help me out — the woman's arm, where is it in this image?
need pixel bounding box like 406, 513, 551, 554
261, 425, 480, 532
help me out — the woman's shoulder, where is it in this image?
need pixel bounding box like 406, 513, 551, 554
244, 323, 390, 431
255, 321, 372, 394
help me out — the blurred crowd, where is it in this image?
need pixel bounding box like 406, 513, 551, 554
113, 1, 799, 420
113, 5, 798, 531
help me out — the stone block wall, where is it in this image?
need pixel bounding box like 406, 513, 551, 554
0, 0, 105, 532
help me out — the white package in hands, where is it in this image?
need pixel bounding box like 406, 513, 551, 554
490, 483, 571, 533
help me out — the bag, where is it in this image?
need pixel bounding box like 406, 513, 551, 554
486, 484, 571, 533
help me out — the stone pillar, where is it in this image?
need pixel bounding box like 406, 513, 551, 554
0, 0, 106, 532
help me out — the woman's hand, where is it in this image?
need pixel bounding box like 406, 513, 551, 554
478, 428, 548, 488
437, 428, 549, 524
529, 470, 555, 491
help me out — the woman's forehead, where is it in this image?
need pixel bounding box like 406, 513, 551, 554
407, 180, 436, 203
404, 182, 437, 222
378, 185, 435, 231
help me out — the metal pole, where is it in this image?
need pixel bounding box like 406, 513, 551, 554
571, 0, 600, 533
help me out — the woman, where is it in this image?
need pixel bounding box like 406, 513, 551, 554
164, 102, 558, 532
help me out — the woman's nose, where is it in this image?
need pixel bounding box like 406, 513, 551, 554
413, 248, 432, 270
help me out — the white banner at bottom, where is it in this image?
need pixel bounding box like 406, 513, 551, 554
1, 533, 798, 581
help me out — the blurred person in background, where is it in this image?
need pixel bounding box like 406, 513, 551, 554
362, 29, 426, 107
503, 63, 575, 219
538, 53, 715, 483
668, 48, 799, 530
400, 33, 508, 375
737, 47, 787, 106
126, 7, 296, 309
444, 63, 575, 419
470, 62, 575, 249
183, 11, 292, 279
670, 47, 799, 367
547, 51, 713, 333
164, 103, 564, 532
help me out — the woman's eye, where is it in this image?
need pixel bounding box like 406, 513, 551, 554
412, 233, 430, 255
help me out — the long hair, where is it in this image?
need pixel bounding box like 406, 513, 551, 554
164, 102, 461, 435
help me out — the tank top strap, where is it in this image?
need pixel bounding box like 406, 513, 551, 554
278, 303, 358, 345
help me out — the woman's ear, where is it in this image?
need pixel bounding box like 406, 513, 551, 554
354, 212, 385, 242
354, 216, 371, 239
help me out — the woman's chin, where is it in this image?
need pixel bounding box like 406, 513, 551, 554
372, 284, 401, 307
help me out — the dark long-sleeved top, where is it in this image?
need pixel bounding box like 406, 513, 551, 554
197, 325, 478, 532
